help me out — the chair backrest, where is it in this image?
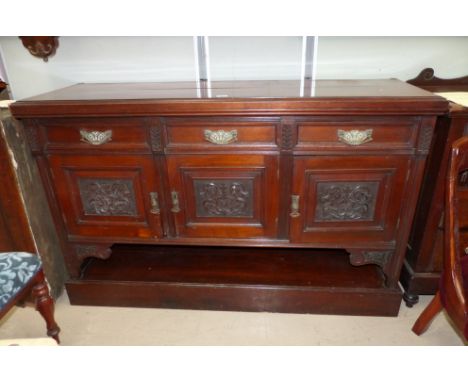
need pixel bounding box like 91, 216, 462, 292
443, 136, 468, 340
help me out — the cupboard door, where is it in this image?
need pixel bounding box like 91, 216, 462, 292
290, 155, 412, 245
48, 155, 163, 239
166, 154, 279, 239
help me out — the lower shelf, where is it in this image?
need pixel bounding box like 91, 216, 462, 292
66, 245, 403, 316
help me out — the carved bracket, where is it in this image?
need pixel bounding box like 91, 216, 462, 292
66, 244, 112, 278
349, 250, 393, 274
19, 36, 59, 62
74, 244, 112, 262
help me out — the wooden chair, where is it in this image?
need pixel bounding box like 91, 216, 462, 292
412, 136, 468, 340
0, 252, 60, 343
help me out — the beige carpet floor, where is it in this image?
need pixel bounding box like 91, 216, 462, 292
0, 292, 465, 345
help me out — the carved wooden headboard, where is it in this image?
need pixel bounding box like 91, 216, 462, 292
407, 68, 468, 92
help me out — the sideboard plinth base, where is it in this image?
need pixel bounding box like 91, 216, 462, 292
65, 245, 402, 317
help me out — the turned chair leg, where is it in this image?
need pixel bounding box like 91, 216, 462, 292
32, 270, 61, 343
412, 291, 443, 336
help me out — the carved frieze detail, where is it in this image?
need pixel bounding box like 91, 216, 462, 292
194, 179, 253, 217
315, 182, 379, 221
280, 124, 296, 149
150, 125, 163, 152
78, 178, 137, 216
417, 125, 434, 153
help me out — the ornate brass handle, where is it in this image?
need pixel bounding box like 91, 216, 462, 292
290, 195, 300, 218
149, 192, 160, 215
204, 129, 238, 145
337, 129, 373, 146
171, 191, 181, 213
80, 129, 112, 145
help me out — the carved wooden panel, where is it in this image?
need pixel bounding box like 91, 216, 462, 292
315, 181, 379, 222
78, 178, 137, 216
194, 179, 254, 218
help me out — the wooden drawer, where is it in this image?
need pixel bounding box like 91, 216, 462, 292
165, 118, 279, 151
40, 117, 152, 152
296, 116, 419, 151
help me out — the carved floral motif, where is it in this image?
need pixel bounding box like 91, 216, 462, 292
316, 182, 378, 221
78, 179, 137, 216
195, 180, 253, 217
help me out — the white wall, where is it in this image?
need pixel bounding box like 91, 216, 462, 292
316, 36, 468, 80
0, 36, 196, 99
1, 36, 468, 100
209, 36, 303, 81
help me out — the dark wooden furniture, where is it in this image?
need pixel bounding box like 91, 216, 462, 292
19, 37, 59, 62
9, 79, 448, 316
1, 108, 66, 298
0, 252, 60, 343
0, 110, 36, 254
402, 69, 468, 306
412, 137, 468, 340
0, 109, 61, 341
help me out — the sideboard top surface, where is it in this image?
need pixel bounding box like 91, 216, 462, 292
10, 79, 448, 117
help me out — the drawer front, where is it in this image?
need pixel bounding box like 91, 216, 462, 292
296, 117, 419, 151
165, 118, 279, 151
40, 117, 152, 152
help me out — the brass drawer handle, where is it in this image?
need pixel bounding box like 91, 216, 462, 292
149, 192, 160, 215
337, 129, 373, 146
204, 129, 238, 145
80, 129, 112, 145
171, 191, 181, 213
290, 195, 300, 218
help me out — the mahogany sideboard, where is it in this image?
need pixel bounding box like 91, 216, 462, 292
402, 69, 468, 306
9, 79, 448, 316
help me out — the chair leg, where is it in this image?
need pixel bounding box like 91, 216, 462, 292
32, 270, 61, 343
412, 291, 443, 336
